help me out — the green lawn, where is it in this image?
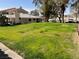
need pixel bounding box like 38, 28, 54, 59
0, 23, 76, 59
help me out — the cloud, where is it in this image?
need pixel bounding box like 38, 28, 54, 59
0, 8, 6, 11
24, 8, 35, 12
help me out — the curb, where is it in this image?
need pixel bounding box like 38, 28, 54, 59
0, 42, 23, 59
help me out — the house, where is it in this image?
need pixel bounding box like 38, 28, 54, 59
64, 14, 79, 23
0, 7, 43, 25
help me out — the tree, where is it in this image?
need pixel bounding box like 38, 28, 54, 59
30, 9, 39, 16
55, 0, 69, 23
71, 0, 79, 22
33, 0, 58, 22
0, 14, 8, 25
33, 0, 69, 23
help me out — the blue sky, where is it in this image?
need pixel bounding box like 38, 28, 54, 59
65, 5, 71, 15
0, 0, 70, 14
0, 0, 35, 11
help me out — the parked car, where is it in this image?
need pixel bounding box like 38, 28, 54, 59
76, 21, 79, 23
49, 18, 57, 22
68, 19, 75, 23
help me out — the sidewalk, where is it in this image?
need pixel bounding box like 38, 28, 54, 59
0, 42, 23, 59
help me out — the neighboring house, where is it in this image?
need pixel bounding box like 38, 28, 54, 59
0, 7, 43, 25
64, 14, 79, 22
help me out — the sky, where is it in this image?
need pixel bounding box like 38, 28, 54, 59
0, 0, 36, 11
0, 0, 70, 14
65, 5, 71, 15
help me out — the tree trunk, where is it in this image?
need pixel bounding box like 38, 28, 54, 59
62, 13, 64, 23
61, 10, 64, 23
59, 17, 62, 23
61, 4, 65, 23
44, 16, 49, 22
76, 13, 77, 22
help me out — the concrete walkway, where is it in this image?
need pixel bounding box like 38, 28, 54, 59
73, 24, 79, 59
73, 32, 79, 59
0, 42, 23, 59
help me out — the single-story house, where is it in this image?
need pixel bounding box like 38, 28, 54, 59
0, 7, 43, 25
5, 13, 43, 25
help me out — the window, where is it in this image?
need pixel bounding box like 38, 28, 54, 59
29, 19, 31, 21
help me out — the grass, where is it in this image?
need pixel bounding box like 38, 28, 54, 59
0, 22, 76, 59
